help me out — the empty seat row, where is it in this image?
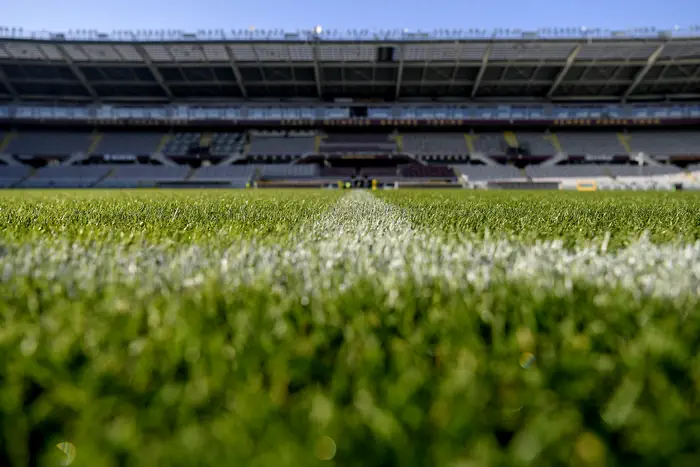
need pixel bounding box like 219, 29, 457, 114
402, 133, 468, 154
190, 165, 257, 181
3, 131, 700, 159
526, 165, 609, 178
14, 166, 110, 188
324, 133, 391, 144
210, 133, 244, 156
258, 164, 319, 178
162, 133, 201, 156
5, 132, 93, 156
626, 131, 700, 155
399, 164, 456, 178
0, 165, 32, 188
453, 165, 524, 181
248, 136, 316, 156
94, 132, 165, 155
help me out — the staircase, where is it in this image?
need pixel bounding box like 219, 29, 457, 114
541, 152, 569, 166
503, 131, 519, 148
0, 153, 20, 166
314, 134, 325, 153
184, 167, 197, 181
12, 168, 36, 188
61, 152, 88, 166
544, 132, 563, 153
156, 133, 171, 153
0, 130, 17, 154
617, 132, 632, 154
87, 131, 103, 154
392, 134, 404, 152
464, 134, 476, 153
91, 167, 115, 187
150, 153, 177, 167
617, 132, 660, 166
199, 132, 213, 147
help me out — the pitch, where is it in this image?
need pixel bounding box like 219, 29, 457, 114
1, 189, 700, 466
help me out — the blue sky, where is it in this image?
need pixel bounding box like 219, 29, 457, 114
2, 0, 699, 33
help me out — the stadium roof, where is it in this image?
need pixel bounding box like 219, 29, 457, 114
1, 26, 700, 103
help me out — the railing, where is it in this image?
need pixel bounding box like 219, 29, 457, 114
1, 103, 699, 122
1, 25, 700, 42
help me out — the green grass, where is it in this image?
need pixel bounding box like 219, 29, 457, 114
1, 189, 700, 467
377, 190, 700, 248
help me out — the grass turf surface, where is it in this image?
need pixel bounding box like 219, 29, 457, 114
1, 189, 700, 467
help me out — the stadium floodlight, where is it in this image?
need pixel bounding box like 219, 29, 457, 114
315, 25, 323, 35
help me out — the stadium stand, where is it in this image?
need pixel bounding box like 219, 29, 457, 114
188, 165, 255, 187
5, 132, 92, 156
18, 166, 111, 188
511, 133, 560, 156
453, 165, 525, 181
322, 167, 357, 178
525, 165, 610, 179
319, 134, 396, 153
399, 164, 456, 179
96, 165, 190, 188
360, 167, 399, 178
248, 133, 316, 156
607, 165, 682, 177
626, 131, 700, 156
161, 133, 200, 156
0, 165, 32, 188
258, 164, 319, 179
1, 26, 700, 190
92, 132, 165, 155
556, 133, 625, 156
402, 134, 468, 155
210, 133, 245, 156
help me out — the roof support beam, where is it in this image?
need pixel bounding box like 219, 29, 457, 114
547, 44, 581, 98
223, 46, 248, 98
680, 65, 700, 93
622, 44, 665, 102
449, 43, 465, 83
0, 67, 19, 101
55, 46, 99, 100
471, 44, 492, 98
0, 44, 20, 101
134, 44, 174, 101
311, 41, 323, 98
395, 45, 405, 99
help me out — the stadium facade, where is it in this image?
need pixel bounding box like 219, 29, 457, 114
1, 27, 700, 190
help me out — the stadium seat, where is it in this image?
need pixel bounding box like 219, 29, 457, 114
556, 133, 625, 156
96, 165, 190, 188
453, 164, 524, 181
163, 133, 201, 156
399, 164, 456, 178
92, 132, 165, 155
401, 133, 468, 155
5, 132, 92, 156
210, 133, 244, 156
319, 133, 395, 153
18, 166, 111, 188
248, 134, 316, 156
626, 131, 700, 156
0, 165, 32, 188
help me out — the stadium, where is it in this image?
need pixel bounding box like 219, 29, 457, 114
1, 25, 700, 467
1, 27, 700, 189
